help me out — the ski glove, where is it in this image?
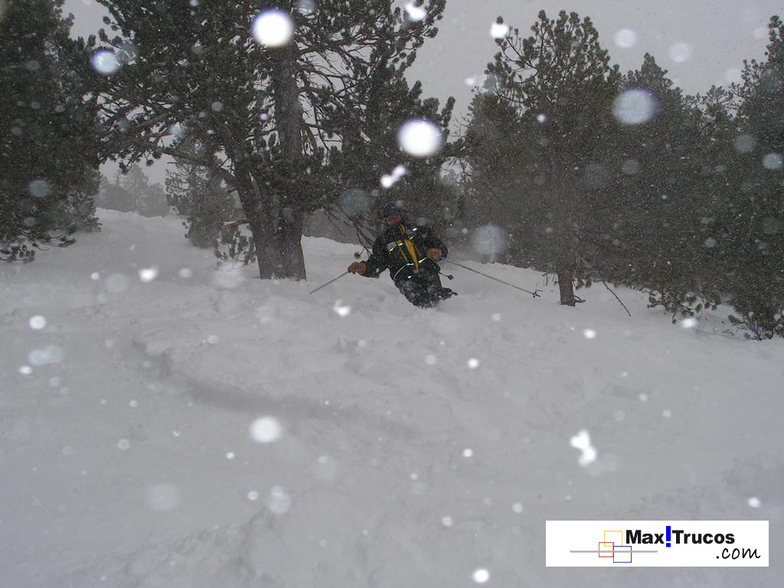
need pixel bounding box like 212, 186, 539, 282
348, 261, 366, 275
427, 248, 443, 261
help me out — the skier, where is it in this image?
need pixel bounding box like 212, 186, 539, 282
347, 201, 456, 308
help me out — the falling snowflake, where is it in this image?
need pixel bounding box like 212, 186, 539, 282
27, 346, 63, 366
296, 0, 316, 14
622, 159, 641, 174
267, 486, 292, 515
91, 49, 120, 74
380, 164, 407, 189
613, 28, 637, 48
570, 430, 597, 467
734, 134, 757, 153
490, 22, 509, 39
680, 317, 698, 329
763, 153, 783, 170
613, 89, 658, 125
28, 179, 50, 198
138, 267, 159, 282
397, 119, 443, 157
333, 300, 351, 317
472, 568, 490, 584
668, 42, 693, 63
339, 188, 370, 214
250, 417, 283, 443
252, 9, 294, 47
28, 316, 47, 330
405, 2, 426, 21
471, 225, 509, 257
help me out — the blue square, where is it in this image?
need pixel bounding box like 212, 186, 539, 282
613, 545, 632, 563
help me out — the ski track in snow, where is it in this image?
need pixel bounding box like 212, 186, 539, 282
1, 210, 782, 587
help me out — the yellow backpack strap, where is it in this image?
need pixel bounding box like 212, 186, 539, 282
399, 224, 420, 271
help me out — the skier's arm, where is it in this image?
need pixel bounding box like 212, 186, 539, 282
361, 238, 389, 278
424, 230, 448, 258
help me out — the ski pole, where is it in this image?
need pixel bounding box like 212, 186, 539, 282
309, 271, 349, 295
441, 259, 541, 298
437, 269, 454, 280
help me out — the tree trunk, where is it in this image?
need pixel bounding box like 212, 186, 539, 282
232, 169, 279, 280
270, 42, 307, 281
549, 132, 576, 306
556, 231, 576, 306
278, 207, 306, 278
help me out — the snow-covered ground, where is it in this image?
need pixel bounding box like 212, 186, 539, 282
2, 210, 781, 587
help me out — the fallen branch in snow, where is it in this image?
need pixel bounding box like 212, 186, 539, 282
576, 254, 631, 317
599, 280, 631, 317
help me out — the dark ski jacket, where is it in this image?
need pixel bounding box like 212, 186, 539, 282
362, 220, 448, 283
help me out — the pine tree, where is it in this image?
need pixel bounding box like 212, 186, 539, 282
0, 0, 101, 262
477, 10, 620, 304
166, 136, 237, 248
722, 16, 784, 337
121, 164, 152, 211
462, 89, 551, 267
328, 62, 456, 238
96, 164, 168, 216
595, 54, 721, 317
120, 164, 169, 217
67, 166, 102, 232
90, 0, 447, 280
97, 171, 137, 213
138, 181, 169, 218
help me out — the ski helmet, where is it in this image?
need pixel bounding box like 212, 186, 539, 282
379, 200, 405, 219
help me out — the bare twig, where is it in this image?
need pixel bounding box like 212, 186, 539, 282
576, 254, 631, 317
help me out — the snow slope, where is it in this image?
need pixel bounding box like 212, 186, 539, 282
1, 210, 782, 587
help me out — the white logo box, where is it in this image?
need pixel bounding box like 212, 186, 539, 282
546, 520, 768, 567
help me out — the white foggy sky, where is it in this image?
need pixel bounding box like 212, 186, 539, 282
407, 0, 779, 124
63, 0, 780, 181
